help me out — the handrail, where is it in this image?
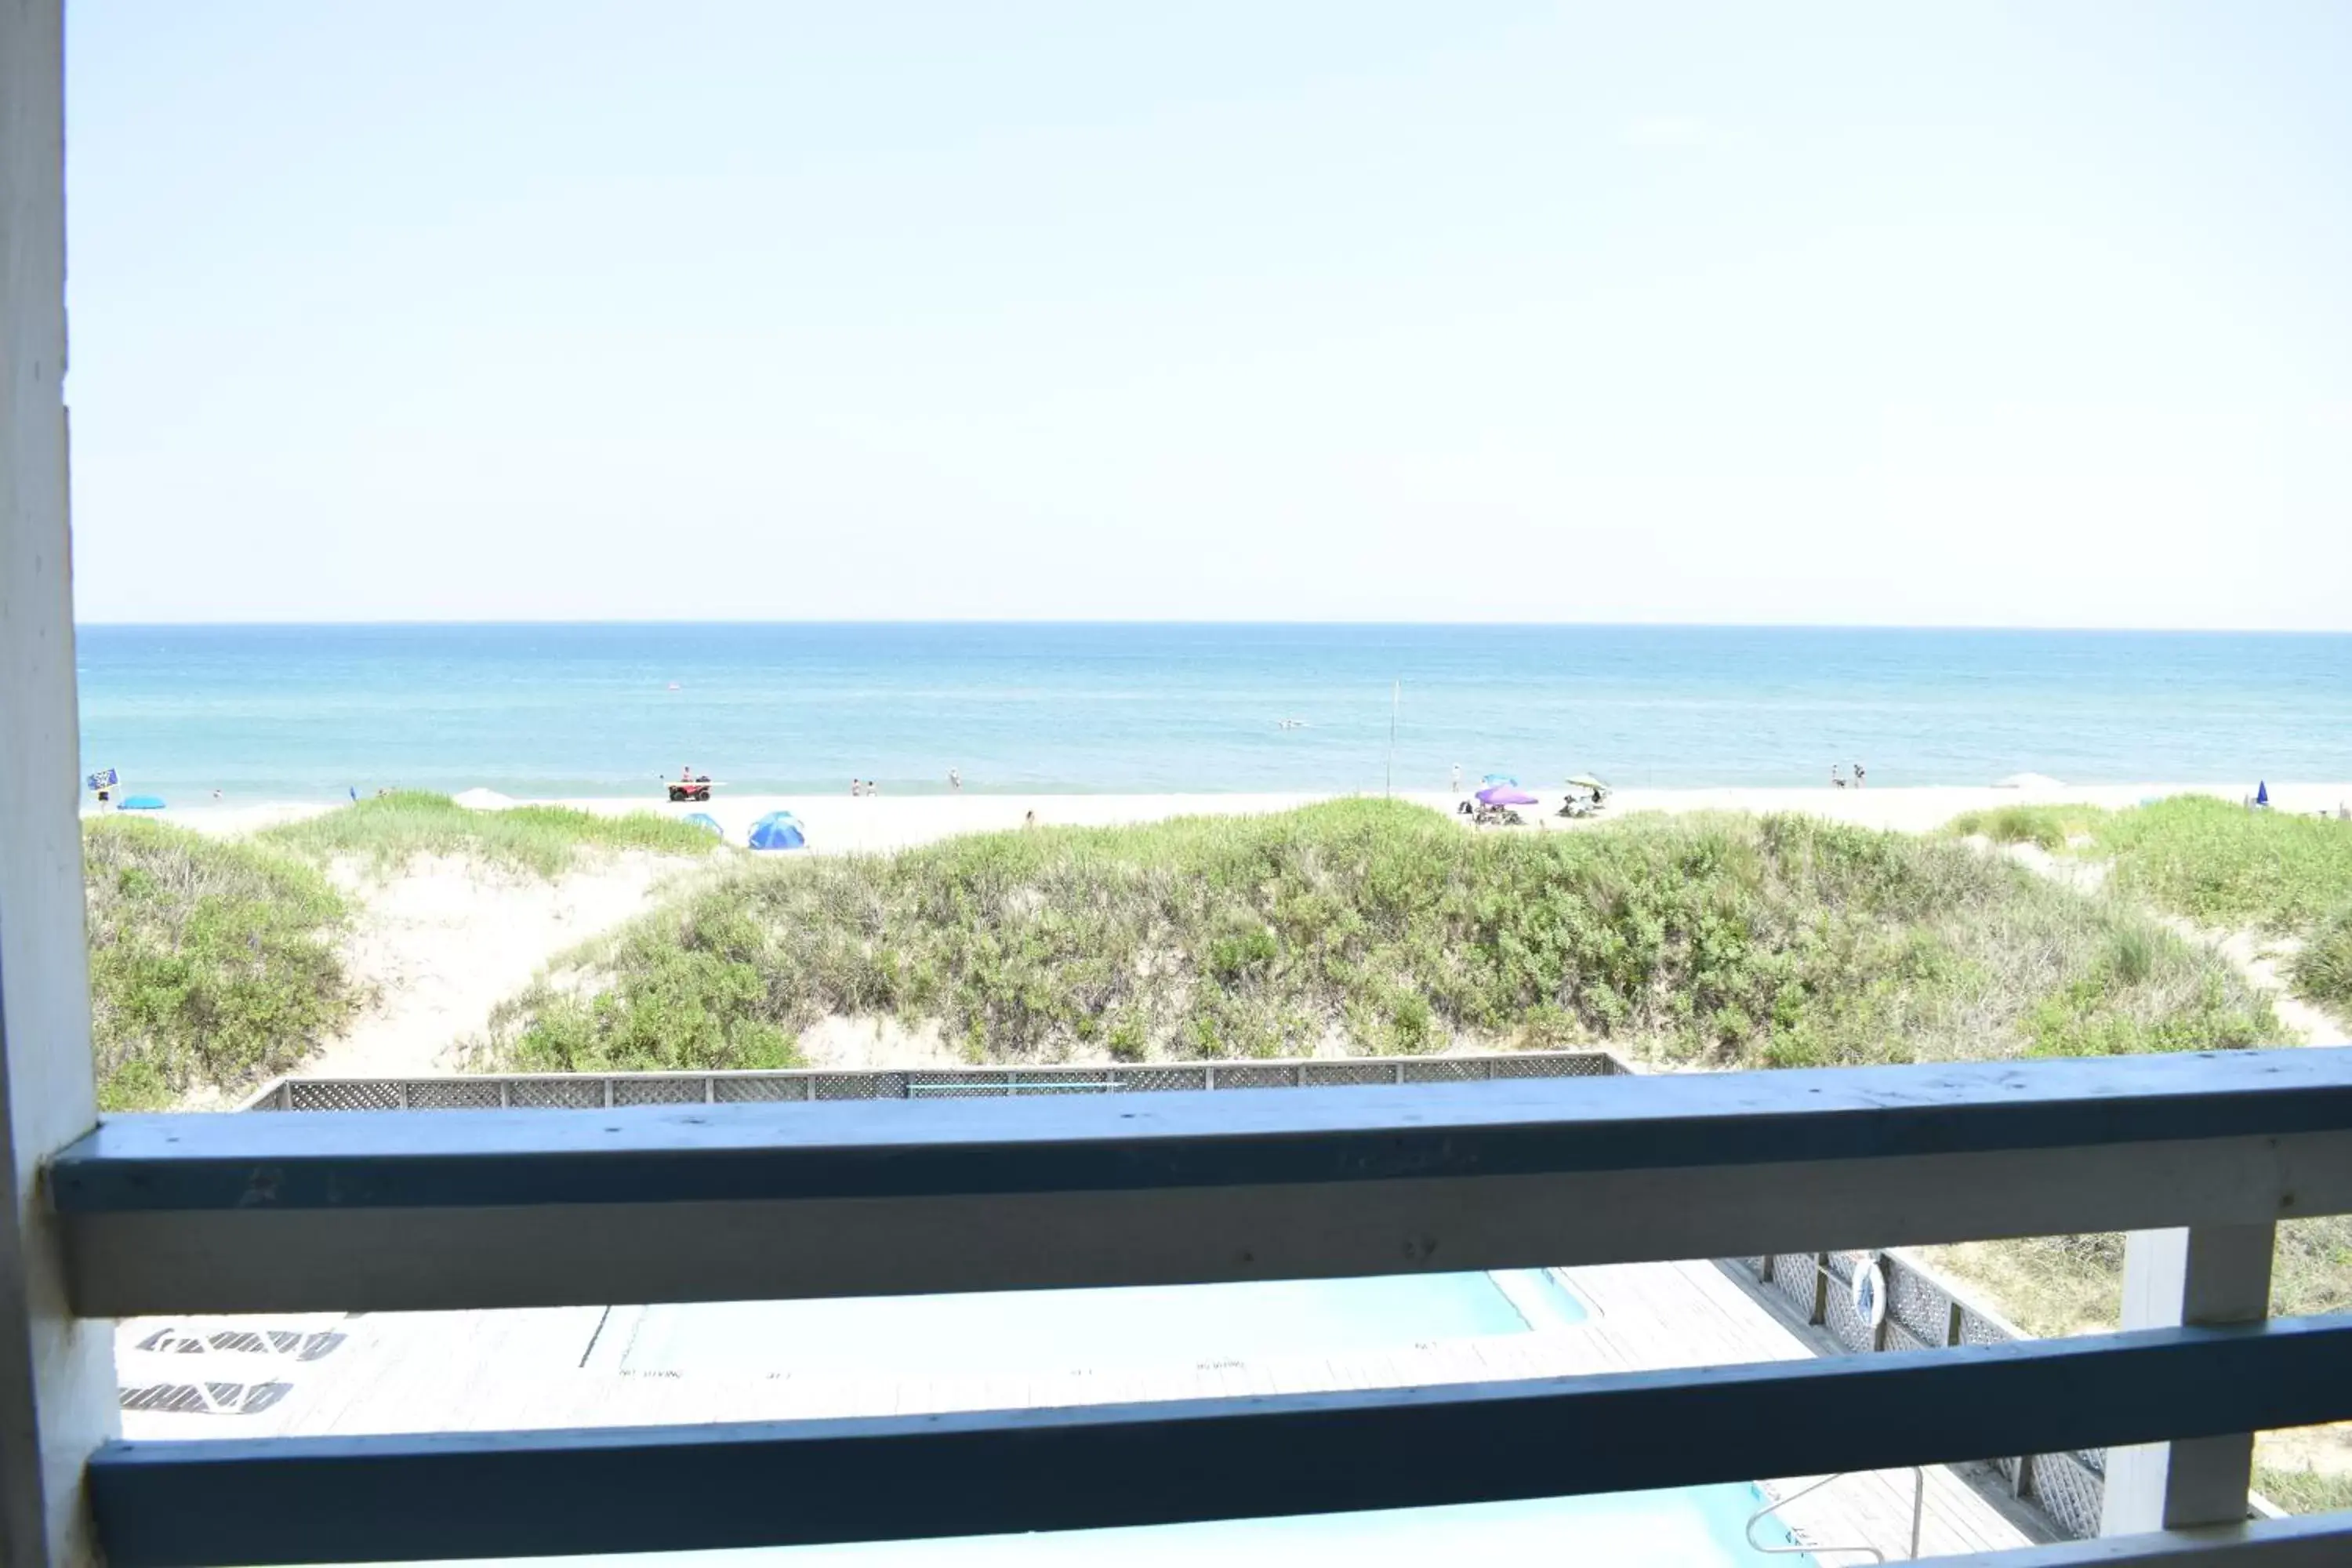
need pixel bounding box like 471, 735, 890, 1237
86, 1319, 2352, 1568
1746, 1469, 1924, 1563
58, 1049, 2352, 1566
57, 1049, 2352, 1316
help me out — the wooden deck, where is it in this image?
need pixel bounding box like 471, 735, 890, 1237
117, 1259, 2044, 1561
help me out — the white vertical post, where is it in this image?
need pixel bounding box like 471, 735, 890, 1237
2100, 1224, 2275, 1534
1, 4, 118, 1563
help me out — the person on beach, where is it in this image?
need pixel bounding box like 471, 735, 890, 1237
1830, 764, 1845, 789
949, 768, 962, 792
1853, 763, 1866, 789
1451, 764, 1462, 793
1024, 809, 1036, 829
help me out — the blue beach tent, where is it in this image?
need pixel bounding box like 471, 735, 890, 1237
748, 811, 806, 851
117, 795, 166, 811
2256, 781, 2270, 808
682, 812, 724, 837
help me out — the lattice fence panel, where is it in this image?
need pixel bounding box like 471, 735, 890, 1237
1820, 1253, 1876, 1352
1484, 1053, 1613, 1079
1126, 1067, 1210, 1094
611, 1078, 709, 1106
2027, 1451, 2105, 1539
1887, 1261, 1954, 1348
1301, 1062, 1400, 1087
405, 1080, 503, 1110
1768, 1255, 1821, 1319
1208, 1065, 1305, 1090
1956, 1305, 2011, 1348
509, 1080, 605, 1109
816, 1072, 905, 1101
713, 1076, 808, 1102
286, 1081, 402, 1111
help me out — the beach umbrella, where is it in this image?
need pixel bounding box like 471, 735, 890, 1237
1481, 772, 1519, 786
748, 811, 807, 851
117, 794, 166, 811
682, 812, 724, 837
2256, 781, 2270, 808
1476, 785, 1537, 807
1566, 775, 1610, 792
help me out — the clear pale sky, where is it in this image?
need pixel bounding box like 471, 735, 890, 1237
64, 2, 2352, 626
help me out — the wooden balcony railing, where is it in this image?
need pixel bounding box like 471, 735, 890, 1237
44, 1049, 2352, 1566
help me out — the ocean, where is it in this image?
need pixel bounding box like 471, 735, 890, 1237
72, 623, 2352, 803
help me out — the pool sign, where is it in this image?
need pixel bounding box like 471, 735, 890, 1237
1851, 1256, 1889, 1330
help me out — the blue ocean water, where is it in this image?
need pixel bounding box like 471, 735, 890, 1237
74, 622, 2352, 801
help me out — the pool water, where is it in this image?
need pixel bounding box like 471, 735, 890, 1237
621, 1269, 1588, 1378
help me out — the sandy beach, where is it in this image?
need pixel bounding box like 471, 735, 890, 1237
130, 780, 2352, 853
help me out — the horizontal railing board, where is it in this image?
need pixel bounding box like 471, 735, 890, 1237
1916, 1513, 2352, 1564
56, 1050, 2352, 1213
67, 1132, 2350, 1315
88, 1316, 2352, 1568
64, 1064, 2352, 1316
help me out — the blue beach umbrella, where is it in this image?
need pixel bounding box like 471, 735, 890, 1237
117, 794, 166, 811
682, 812, 724, 837
1481, 773, 1519, 786
748, 811, 806, 851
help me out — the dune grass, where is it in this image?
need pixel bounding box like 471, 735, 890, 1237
259, 789, 722, 877
1925, 1216, 2352, 1341
1944, 802, 2111, 852
483, 799, 2274, 1075
2253, 1462, 2352, 1516
2293, 906, 2352, 1012
2092, 796, 2352, 934
1951, 794, 2352, 1017
82, 818, 359, 1109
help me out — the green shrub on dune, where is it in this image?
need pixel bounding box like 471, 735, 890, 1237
487, 800, 2274, 1074
2294, 906, 2352, 1012
1945, 803, 2111, 851
2092, 795, 2352, 933
82, 818, 358, 1109
260, 789, 721, 877
1951, 794, 2352, 1016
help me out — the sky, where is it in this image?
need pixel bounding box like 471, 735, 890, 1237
64, 2, 2352, 626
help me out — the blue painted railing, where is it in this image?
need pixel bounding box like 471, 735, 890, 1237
56, 1048, 2352, 1566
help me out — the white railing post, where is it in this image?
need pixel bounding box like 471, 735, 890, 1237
2100, 1224, 2275, 1534
0, 4, 118, 1559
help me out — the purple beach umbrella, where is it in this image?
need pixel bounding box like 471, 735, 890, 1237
1476, 785, 1538, 806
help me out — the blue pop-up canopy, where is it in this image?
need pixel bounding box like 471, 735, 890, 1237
682, 812, 724, 837
748, 811, 805, 851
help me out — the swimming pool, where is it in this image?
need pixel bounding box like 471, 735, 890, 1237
618, 1268, 1588, 1378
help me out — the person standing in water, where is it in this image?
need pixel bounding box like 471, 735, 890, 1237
949, 768, 962, 792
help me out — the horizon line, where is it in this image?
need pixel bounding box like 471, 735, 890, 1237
68, 617, 2352, 637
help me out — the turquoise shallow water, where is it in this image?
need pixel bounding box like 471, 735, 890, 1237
75, 622, 2352, 801
620, 1270, 1584, 1378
